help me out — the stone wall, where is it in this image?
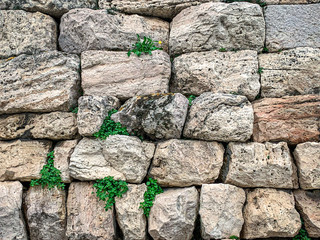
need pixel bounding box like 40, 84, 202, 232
0, 1, 319, 240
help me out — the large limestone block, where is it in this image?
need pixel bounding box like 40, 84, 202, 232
0, 140, 52, 181
200, 184, 245, 240
260, 48, 320, 97
294, 142, 320, 189
69, 136, 155, 182
149, 187, 199, 240
0, 10, 56, 58
0, 51, 80, 114
242, 188, 301, 239
149, 139, 224, 187
81, 50, 171, 100
25, 186, 67, 240
59, 9, 169, 54
169, 2, 265, 55
253, 95, 320, 144
66, 182, 116, 240
111, 93, 189, 140
183, 93, 254, 142
171, 50, 260, 101
265, 4, 320, 52
223, 142, 298, 189
0, 181, 27, 240
115, 184, 147, 240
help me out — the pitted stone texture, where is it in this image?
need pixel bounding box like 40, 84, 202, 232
294, 142, 320, 190
0, 51, 80, 115
169, 2, 265, 55
265, 0, 320, 3
149, 139, 224, 187
265, 4, 320, 52
183, 93, 254, 142
260, 48, 320, 98
253, 95, 320, 144
69, 136, 155, 183
200, 184, 245, 240
242, 188, 301, 239
111, 93, 189, 140
77, 96, 120, 137
149, 187, 199, 240
0, 140, 52, 181
115, 184, 147, 240
0, 10, 56, 58
171, 50, 260, 101
66, 182, 116, 240
223, 142, 298, 189
59, 9, 169, 54
294, 190, 320, 238
25, 186, 67, 240
82, 50, 171, 100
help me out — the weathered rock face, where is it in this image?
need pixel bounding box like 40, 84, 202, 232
149, 139, 224, 187
253, 95, 320, 144
25, 186, 67, 240
111, 93, 189, 140
77, 96, 120, 137
66, 182, 116, 240
59, 9, 169, 54
223, 142, 298, 189
260, 48, 320, 98
242, 188, 301, 239
200, 184, 245, 240
69, 136, 155, 183
294, 190, 320, 238
183, 93, 254, 142
294, 142, 320, 190
0, 181, 27, 240
0, 51, 80, 114
171, 50, 260, 101
149, 187, 199, 240
265, 4, 320, 52
115, 184, 147, 240
0, 10, 56, 58
169, 2, 265, 55
0, 140, 52, 181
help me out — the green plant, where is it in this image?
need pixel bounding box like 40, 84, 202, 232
230, 236, 240, 240
128, 34, 162, 57
258, 67, 264, 74
230, 91, 239, 95
92, 176, 128, 211
30, 151, 65, 190
262, 47, 269, 53
224, 0, 266, 7
293, 219, 311, 240
70, 107, 78, 114
140, 178, 163, 217
188, 95, 196, 106
219, 48, 227, 52
106, 7, 118, 15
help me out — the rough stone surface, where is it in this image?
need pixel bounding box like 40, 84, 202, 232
69, 136, 155, 182
112, 93, 189, 140
260, 48, 320, 98
115, 184, 147, 240
82, 50, 171, 100
59, 9, 169, 54
183, 93, 254, 142
169, 2, 265, 55
253, 95, 320, 144
0, 51, 80, 114
149, 139, 224, 187
0, 10, 56, 58
0, 140, 52, 181
242, 188, 301, 239
265, 4, 320, 52
149, 187, 199, 240
294, 142, 320, 190
223, 142, 298, 189
25, 186, 67, 240
200, 184, 245, 240
265, 0, 320, 3
0, 181, 27, 240
171, 50, 260, 101
294, 190, 320, 238
66, 182, 116, 240
77, 96, 120, 137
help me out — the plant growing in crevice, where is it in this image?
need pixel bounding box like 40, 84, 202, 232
258, 67, 264, 74
128, 34, 162, 57
70, 107, 78, 114
293, 219, 311, 240
219, 48, 227, 52
140, 178, 163, 217
188, 95, 196, 106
